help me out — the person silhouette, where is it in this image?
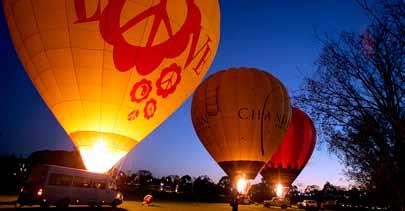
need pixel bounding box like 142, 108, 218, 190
229, 191, 239, 211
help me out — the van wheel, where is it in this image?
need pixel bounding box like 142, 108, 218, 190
56, 198, 69, 209
111, 199, 120, 208
14, 202, 23, 208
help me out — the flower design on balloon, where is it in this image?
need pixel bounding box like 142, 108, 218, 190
130, 79, 152, 103
127, 109, 140, 121
156, 63, 182, 98
144, 99, 157, 120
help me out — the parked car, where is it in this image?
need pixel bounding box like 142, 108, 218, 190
238, 194, 252, 205
320, 200, 337, 209
302, 199, 318, 210
297, 201, 305, 208
17, 164, 123, 208
264, 197, 290, 209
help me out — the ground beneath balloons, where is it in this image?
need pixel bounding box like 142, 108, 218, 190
0, 195, 306, 211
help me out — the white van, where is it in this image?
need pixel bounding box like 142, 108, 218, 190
17, 164, 123, 208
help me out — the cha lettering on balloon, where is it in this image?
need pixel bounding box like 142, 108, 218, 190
237, 94, 272, 156
276, 112, 288, 130
238, 108, 271, 120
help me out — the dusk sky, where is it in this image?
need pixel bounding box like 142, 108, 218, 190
0, 1, 371, 188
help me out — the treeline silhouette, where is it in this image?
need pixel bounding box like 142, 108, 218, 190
0, 151, 390, 209
113, 170, 389, 209
0, 150, 84, 194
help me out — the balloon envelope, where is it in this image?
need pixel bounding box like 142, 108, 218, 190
4, 0, 220, 173
191, 68, 291, 180
261, 107, 316, 187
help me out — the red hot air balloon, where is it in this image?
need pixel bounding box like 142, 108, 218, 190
261, 108, 316, 191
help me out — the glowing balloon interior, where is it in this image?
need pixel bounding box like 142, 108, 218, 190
3, 0, 220, 172
275, 183, 283, 197
74, 134, 127, 173
236, 176, 249, 194
191, 68, 291, 181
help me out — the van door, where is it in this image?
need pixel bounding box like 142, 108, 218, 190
88, 180, 98, 204
94, 180, 113, 204
46, 173, 73, 203
72, 176, 94, 204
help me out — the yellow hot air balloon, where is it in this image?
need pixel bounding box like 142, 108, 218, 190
191, 67, 291, 187
3, 0, 220, 173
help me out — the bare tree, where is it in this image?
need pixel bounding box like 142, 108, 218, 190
296, 0, 404, 209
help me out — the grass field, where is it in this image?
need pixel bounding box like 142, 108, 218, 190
0, 195, 294, 211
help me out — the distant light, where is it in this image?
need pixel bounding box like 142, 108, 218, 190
276, 184, 283, 197
79, 137, 126, 173
37, 188, 43, 196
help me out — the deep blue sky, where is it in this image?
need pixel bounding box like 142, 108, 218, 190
0, 1, 370, 188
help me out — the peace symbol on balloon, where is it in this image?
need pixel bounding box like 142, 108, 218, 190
73, 0, 213, 121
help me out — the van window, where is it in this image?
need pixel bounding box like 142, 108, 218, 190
108, 182, 116, 190
93, 180, 106, 189
48, 174, 73, 186
73, 176, 92, 188
27, 166, 48, 185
